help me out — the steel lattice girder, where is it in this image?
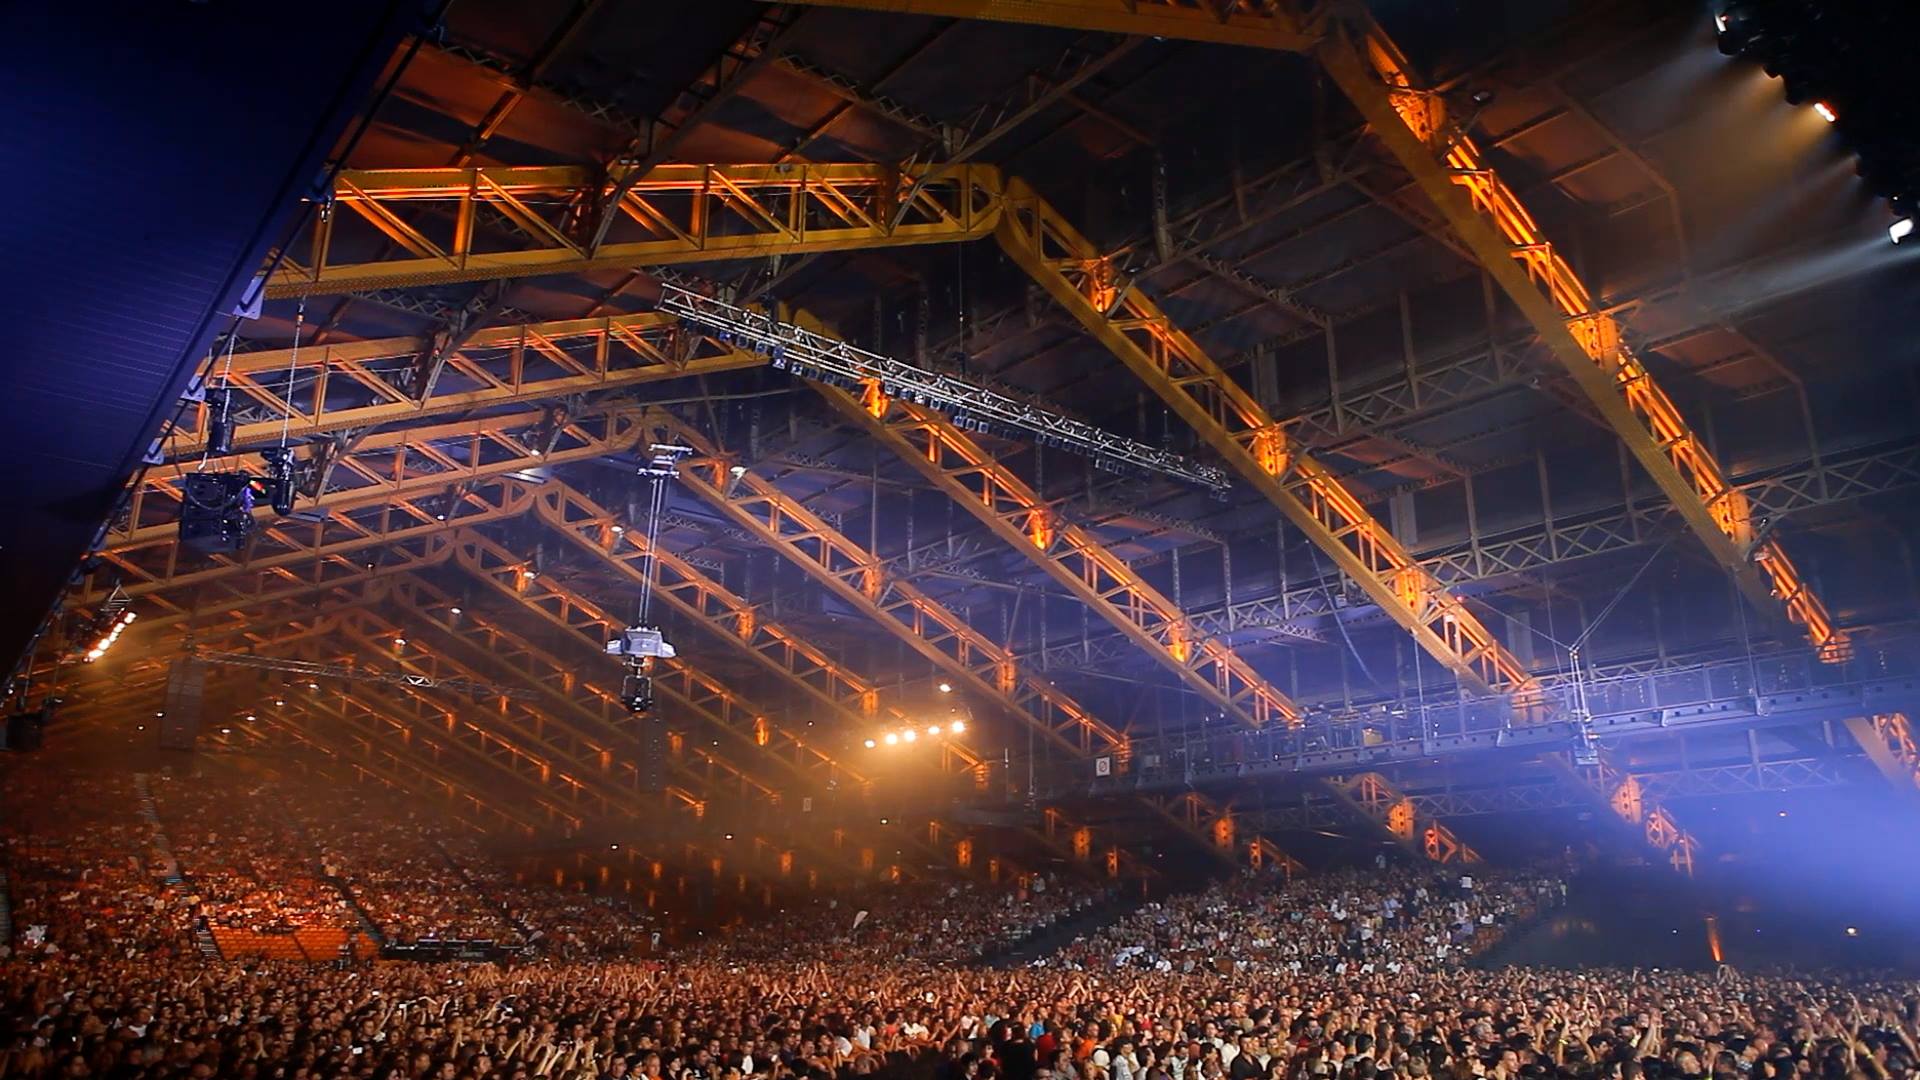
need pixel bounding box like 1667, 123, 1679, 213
123, 409, 654, 551
83, 474, 531, 604
529, 479, 993, 776
449, 530, 961, 879
993, 179, 1536, 699
377, 579, 862, 878
1136, 791, 1304, 878
267, 163, 1005, 298
241, 697, 541, 836
128, 544, 446, 634
326, 607, 723, 821
449, 532, 872, 796
809, 379, 1303, 730
773, 0, 1320, 50
645, 409, 1276, 878
385, 575, 800, 816
166, 314, 766, 458
1321, 773, 1481, 864
1309, 19, 1845, 661
1542, 754, 1702, 876
1845, 713, 1920, 804
518, 483, 1126, 879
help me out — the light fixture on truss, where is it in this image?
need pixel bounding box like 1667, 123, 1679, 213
657, 285, 1233, 495
608, 444, 692, 714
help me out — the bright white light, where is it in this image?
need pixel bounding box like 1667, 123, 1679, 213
450, 607, 462, 615
928, 725, 942, 736
863, 738, 877, 749
611, 844, 620, 851
1714, 11, 1728, 32
122, 611, 137, 623
1846, 926, 1860, 937
245, 714, 256, 722
937, 682, 952, 693
308, 682, 319, 691
275, 699, 286, 707
393, 637, 407, 648
220, 728, 233, 735
155, 711, 165, 718
902, 729, 918, 743
1814, 102, 1837, 123
1892, 218, 1914, 244
883, 732, 899, 746
612, 525, 625, 534
949, 719, 965, 734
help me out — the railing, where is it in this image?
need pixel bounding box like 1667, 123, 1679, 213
970, 634, 1920, 803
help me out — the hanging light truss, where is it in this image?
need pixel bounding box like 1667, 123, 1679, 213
658, 285, 1232, 493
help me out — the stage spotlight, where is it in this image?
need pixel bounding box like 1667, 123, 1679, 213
949, 719, 965, 734
864, 738, 877, 748
1814, 101, 1837, 123
902, 729, 917, 742
884, 732, 899, 745
1891, 218, 1914, 244
1714, 11, 1727, 33
1846, 926, 1860, 937
937, 682, 952, 693
393, 637, 407, 648
928, 725, 942, 736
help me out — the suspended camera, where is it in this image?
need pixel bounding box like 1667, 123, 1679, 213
620, 672, 655, 715
606, 625, 676, 660
177, 448, 298, 554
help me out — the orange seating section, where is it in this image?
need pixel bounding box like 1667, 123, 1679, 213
212, 924, 360, 962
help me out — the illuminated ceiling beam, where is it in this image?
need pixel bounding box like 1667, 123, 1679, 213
994, 179, 1535, 698
1845, 714, 1920, 807
449, 530, 958, 879
123, 409, 652, 551
449, 532, 870, 796
266, 163, 1004, 298
1310, 18, 1844, 660
646, 410, 1163, 877
648, 408, 1285, 876
82, 475, 531, 603
809, 372, 1301, 729
1321, 772, 1481, 864
771, 0, 1322, 51
166, 313, 765, 457
384, 576, 871, 879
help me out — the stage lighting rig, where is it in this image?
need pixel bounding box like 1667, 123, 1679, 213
658, 285, 1233, 494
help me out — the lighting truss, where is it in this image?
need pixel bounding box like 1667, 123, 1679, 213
657, 285, 1232, 493
188, 648, 538, 699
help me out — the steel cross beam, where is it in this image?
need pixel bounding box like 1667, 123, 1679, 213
127, 541, 447, 635
167, 314, 766, 458
993, 179, 1535, 700
449, 532, 870, 797
1311, 17, 1846, 661
1321, 773, 1481, 864
328, 608, 740, 823
267, 163, 1005, 298
645, 408, 1291, 877
770, 0, 1322, 51
519, 483, 1125, 879
386, 577, 887, 879
450, 528, 965, 880
1845, 714, 1920, 806
126, 410, 651, 551
83, 475, 532, 604
807, 378, 1301, 732
528, 480, 992, 775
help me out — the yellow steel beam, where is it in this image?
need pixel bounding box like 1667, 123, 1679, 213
773, 0, 1321, 51
269, 163, 1004, 298
1312, 18, 1845, 661
809, 372, 1301, 729
1846, 714, 1920, 805
1136, 791, 1303, 879
166, 313, 765, 457
529, 479, 992, 779
995, 178, 1535, 698
386, 576, 879, 879
124, 409, 652, 551
450, 528, 964, 880
647, 408, 1274, 878
83, 474, 531, 603
1542, 754, 1702, 877
1322, 773, 1481, 864
450, 532, 870, 796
